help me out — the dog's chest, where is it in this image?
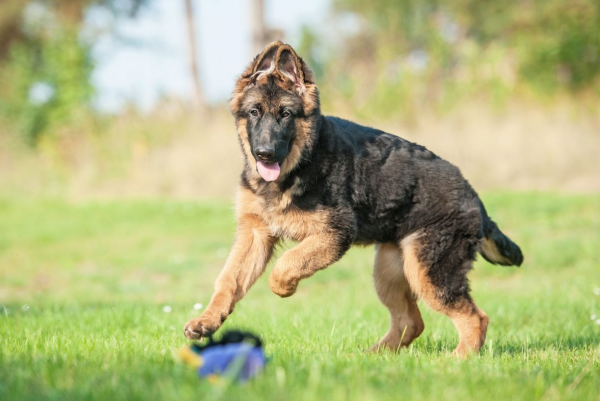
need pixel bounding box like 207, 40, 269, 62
259, 191, 329, 241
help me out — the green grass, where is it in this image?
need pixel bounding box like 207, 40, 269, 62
1, 192, 599, 401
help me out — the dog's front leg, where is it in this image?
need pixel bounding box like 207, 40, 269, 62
269, 231, 352, 297
184, 214, 276, 340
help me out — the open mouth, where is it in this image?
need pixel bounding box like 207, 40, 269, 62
256, 161, 281, 182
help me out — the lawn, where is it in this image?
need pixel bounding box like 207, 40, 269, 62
1, 192, 599, 400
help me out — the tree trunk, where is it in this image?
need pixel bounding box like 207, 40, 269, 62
250, 0, 267, 57
184, 0, 206, 113
0, 1, 26, 61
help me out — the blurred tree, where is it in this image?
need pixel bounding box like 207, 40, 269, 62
325, 0, 600, 118
251, 0, 267, 56
448, 0, 600, 92
0, 0, 150, 62
184, 0, 206, 114
511, 0, 600, 92
0, 0, 151, 145
250, 0, 284, 57
297, 25, 324, 80
0, 1, 27, 62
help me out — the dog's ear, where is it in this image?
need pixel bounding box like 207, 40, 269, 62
232, 41, 282, 104
231, 41, 283, 114
252, 41, 282, 75
275, 45, 307, 95
231, 42, 319, 116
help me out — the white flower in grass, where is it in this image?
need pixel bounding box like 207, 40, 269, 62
163, 305, 172, 313
21, 305, 30, 312
592, 314, 597, 320
594, 287, 600, 296
596, 319, 600, 325
193, 303, 203, 311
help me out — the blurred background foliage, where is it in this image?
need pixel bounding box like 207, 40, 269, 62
0, 0, 598, 197
0, 0, 148, 144
309, 0, 600, 118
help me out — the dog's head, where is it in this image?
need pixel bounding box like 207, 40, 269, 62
231, 42, 320, 183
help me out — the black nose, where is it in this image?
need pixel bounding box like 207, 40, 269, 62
255, 147, 275, 161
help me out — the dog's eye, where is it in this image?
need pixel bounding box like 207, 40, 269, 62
250, 109, 259, 117
281, 111, 291, 118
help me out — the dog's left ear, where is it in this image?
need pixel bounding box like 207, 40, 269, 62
275, 45, 309, 95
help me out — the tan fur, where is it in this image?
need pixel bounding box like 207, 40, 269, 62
239, 185, 343, 297
241, 181, 343, 296
184, 211, 276, 339
448, 305, 489, 357
269, 232, 343, 297
481, 237, 512, 265
236, 119, 256, 178
371, 243, 424, 352
184, 185, 338, 339
237, 186, 330, 240
280, 118, 313, 177
401, 233, 489, 357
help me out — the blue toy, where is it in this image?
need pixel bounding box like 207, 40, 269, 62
179, 330, 266, 382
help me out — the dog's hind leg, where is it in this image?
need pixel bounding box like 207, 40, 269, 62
370, 243, 424, 352
401, 232, 489, 358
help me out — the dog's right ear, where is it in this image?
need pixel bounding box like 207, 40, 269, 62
234, 41, 283, 92
251, 41, 283, 75
238, 41, 284, 82
231, 41, 284, 115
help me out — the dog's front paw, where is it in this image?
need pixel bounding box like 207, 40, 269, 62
269, 269, 298, 298
183, 313, 223, 340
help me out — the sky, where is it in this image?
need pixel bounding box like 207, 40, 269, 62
90, 0, 331, 112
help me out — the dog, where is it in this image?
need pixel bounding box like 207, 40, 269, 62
184, 41, 523, 357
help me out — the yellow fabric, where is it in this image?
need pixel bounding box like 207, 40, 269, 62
178, 346, 203, 369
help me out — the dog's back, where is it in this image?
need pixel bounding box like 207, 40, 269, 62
314, 115, 523, 265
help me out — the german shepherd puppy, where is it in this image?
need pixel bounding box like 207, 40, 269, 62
184, 41, 523, 356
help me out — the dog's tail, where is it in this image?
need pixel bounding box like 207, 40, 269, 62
479, 201, 524, 266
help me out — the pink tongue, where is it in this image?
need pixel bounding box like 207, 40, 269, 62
256, 161, 281, 181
